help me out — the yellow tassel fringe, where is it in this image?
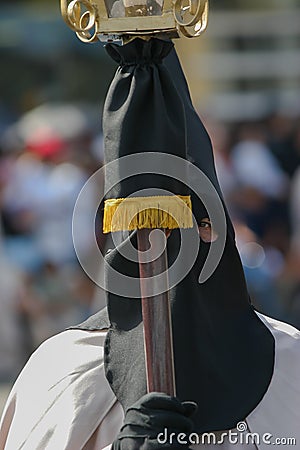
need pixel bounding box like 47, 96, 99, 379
103, 195, 193, 233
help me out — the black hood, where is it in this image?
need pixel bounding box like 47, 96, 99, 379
74, 40, 275, 433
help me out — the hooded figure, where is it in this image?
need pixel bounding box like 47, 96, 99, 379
1, 40, 300, 450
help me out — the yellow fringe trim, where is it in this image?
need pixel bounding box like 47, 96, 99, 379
103, 195, 193, 233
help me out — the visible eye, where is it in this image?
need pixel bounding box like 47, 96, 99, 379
199, 221, 211, 229
198, 218, 218, 243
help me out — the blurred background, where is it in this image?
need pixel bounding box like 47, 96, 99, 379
1, 0, 300, 411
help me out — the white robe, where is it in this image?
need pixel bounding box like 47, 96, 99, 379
0, 313, 300, 450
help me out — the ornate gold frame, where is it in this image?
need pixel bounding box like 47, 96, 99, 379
61, 0, 209, 43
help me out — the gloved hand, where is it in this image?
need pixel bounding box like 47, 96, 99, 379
111, 392, 197, 449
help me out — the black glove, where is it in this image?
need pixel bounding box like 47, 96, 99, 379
111, 392, 197, 449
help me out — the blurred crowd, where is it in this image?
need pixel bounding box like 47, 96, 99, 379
207, 113, 300, 330
1, 103, 300, 383
0, 103, 107, 382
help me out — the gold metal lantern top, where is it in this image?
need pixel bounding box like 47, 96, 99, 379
61, 0, 209, 44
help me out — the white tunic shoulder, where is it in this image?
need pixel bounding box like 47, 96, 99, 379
0, 329, 120, 450
245, 313, 300, 449
1, 313, 300, 449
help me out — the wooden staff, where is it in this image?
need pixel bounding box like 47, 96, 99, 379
137, 228, 176, 396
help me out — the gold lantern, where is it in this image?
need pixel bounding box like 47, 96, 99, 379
60, 0, 209, 44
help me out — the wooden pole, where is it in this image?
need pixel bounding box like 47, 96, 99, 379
137, 228, 176, 396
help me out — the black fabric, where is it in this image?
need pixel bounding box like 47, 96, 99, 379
111, 392, 196, 450
163, 49, 233, 231
103, 38, 189, 200
74, 40, 275, 433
